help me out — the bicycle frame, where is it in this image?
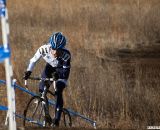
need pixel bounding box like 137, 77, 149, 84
23, 77, 72, 127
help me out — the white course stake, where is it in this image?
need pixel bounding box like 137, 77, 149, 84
0, 0, 17, 130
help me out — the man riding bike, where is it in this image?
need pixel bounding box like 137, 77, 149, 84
23, 32, 71, 127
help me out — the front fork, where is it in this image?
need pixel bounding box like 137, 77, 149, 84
41, 87, 49, 114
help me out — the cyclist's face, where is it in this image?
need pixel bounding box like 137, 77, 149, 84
51, 49, 61, 58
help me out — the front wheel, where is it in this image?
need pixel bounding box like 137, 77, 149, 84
23, 96, 47, 127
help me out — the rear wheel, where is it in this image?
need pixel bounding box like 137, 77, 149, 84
23, 96, 47, 127
62, 108, 72, 127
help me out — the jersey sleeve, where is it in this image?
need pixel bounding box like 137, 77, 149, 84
58, 50, 71, 79
27, 46, 42, 71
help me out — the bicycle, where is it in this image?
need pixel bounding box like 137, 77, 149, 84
23, 77, 72, 127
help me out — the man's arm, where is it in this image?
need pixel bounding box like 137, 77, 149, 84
27, 47, 42, 71
58, 50, 71, 79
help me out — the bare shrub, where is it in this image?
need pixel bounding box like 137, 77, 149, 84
0, 0, 159, 129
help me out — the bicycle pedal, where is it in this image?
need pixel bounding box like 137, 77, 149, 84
52, 118, 59, 127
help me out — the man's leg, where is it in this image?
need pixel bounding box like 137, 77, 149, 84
39, 63, 55, 124
54, 81, 65, 126
39, 63, 55, 92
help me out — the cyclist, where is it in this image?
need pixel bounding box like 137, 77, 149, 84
23, 32, 71, 127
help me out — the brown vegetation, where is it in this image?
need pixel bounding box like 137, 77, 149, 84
0, 0, 160, 129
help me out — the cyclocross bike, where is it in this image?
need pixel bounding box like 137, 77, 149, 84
23, 77, 72, 127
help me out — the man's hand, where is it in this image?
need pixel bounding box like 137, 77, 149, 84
52, 72, 59, 80
23, 71, 32, 80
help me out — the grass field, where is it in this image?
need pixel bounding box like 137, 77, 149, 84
0, 0, 160, 129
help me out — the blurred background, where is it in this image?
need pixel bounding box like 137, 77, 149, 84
0, 0, 160, 129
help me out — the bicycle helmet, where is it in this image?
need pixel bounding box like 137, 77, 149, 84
49, 32, 66, 50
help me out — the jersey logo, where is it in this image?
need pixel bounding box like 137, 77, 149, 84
45, 48, 48, 53
39, 47, 49, 57
62, 53, 70, 61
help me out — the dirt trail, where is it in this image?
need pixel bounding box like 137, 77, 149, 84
0, 127, 108, 130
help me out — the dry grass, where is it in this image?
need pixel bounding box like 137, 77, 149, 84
0, 0, 160, 129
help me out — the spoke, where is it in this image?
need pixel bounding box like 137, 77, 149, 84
31, 99, 40, 119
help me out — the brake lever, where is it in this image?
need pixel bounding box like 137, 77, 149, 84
24, 80, 28, 90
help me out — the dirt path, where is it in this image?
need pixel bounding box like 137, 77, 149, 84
0, 127, 108, 130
